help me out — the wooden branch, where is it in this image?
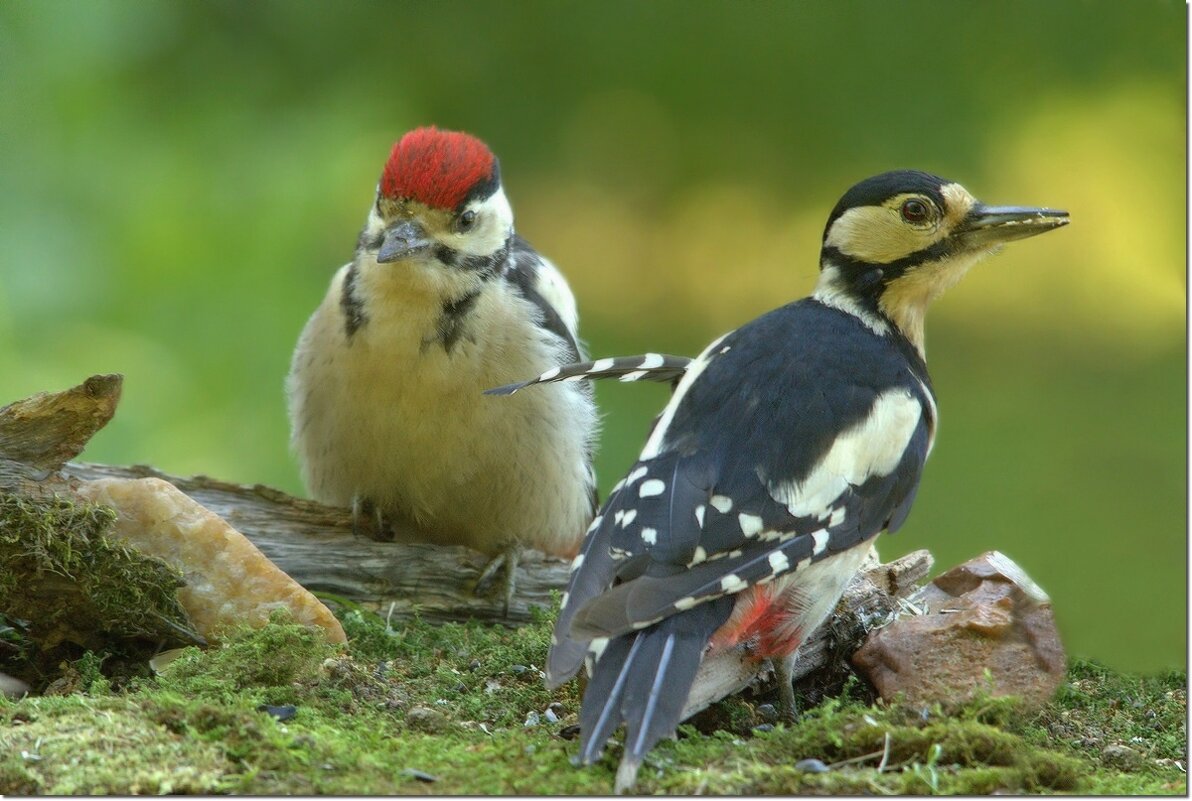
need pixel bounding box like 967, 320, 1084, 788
61, 462, 572, 626
0, 374, 121, 473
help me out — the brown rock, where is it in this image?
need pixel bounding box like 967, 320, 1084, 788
851, 550, 1065, 707
76, 477, 346, 645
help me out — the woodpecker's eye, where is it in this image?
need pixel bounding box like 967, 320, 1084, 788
456, 210, 477, 233
900, 198, 932, 224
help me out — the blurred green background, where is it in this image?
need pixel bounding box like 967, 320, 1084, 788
0, 1, 1184, 672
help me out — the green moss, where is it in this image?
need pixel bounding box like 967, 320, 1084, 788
0, 492, 200, 687
0, 605, 1184, 795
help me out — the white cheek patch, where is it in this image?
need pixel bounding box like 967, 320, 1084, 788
453, 188, 515, 257
824, 204, 940, 265
770, 388, 923, 520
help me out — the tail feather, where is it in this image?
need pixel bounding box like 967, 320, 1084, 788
576, 597, 734, 789
546, 509, 622, 687
485, 353, 691, 396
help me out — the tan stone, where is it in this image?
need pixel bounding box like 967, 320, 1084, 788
851, 550, 1064, 707
76, 477, 346, 645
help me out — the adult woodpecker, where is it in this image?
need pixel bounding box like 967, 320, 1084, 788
287, 127, 598, 607
541, 170, 1068, 791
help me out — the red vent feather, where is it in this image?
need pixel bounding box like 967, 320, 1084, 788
380, 127, 497, 210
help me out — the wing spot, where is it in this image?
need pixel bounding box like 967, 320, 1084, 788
738, 513, 765, 537
719, 573, 748, 593
569, 553, 584, 572
591, 357, 615, 371
641, 527, 658, 545
626, 466, 648, 485
587, 514, 603, 532
695, 504, 706, 528
829, 507, 846, 527
621, 508, 637, 527
539, 366, 561, 380
767, 551, 790, 573
639, 479, 666, 498
640, 353, 665, 369
811, 529, 830, 556
673, 596, 699, 611
690, 545, 708, 565
710, 494, 733, 513
619, 370, 647, 382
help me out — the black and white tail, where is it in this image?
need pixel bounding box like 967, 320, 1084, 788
485, 353, 690, 396
576, 597, 734, 793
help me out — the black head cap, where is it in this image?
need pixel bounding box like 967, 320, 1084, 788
823, 170, 954, 239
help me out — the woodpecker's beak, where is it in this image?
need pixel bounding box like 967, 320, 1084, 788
956, 205, 1070, 249
377, 220, 433, 263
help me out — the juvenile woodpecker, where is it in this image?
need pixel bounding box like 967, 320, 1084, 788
287, 127, 598, 606
542, 170, 1068, 791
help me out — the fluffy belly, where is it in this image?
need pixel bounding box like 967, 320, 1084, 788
290, 294, 594, 557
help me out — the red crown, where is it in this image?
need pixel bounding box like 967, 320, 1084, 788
380, 127, 497, 210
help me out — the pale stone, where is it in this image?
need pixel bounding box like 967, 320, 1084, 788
852, 550, 1065, 707
76, 477, 346, 644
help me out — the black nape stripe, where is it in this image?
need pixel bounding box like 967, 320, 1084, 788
340, 263, 367, 338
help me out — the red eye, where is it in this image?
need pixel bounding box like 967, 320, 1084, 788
901, 198, 930, 223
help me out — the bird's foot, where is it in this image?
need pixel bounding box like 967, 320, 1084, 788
473, 544, 522, 617
351, 496, 394, 542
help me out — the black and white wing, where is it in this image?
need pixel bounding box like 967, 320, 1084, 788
485, 353, 691, 396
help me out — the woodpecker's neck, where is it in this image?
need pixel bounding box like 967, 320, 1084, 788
813, 248, 985, 360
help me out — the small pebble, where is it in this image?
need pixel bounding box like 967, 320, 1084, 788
558, 724, 582, 740
1101, 743, 1143, 770
510, 664, 529, 675
753, 723, 774, 733
544, 707, 560, 724
452, 682, 467, 694
756, 703, 779, 724
524, 711, 541, 727
401, 768, 438, 783
406, 705, 449, 734
795, 758, 829, 774
257, 704, 297, 722
467, 660, 481, 672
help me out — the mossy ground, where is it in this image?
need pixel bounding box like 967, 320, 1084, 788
0, 604, 1185, 795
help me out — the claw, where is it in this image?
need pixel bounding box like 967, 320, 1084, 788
474, 545, 522, 617
351, 495, 393, 541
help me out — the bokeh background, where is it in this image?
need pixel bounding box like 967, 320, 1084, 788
0, 1, 1184, 672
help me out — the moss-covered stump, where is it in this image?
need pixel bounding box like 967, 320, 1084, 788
0, 608, 1184, 795
0, 493, 202, 689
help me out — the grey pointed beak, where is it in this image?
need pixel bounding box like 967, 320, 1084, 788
376, 220, 433, 263
957, 204, 1070, 249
